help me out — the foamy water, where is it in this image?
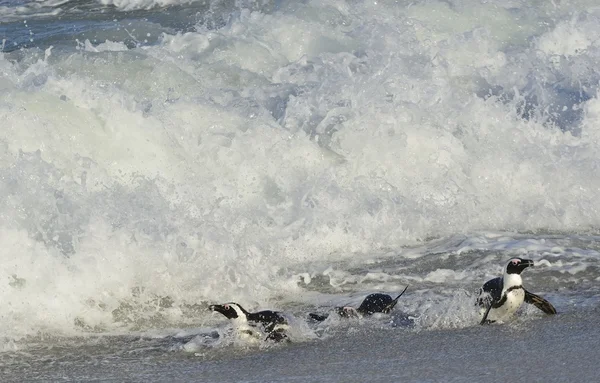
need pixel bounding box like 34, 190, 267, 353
1, 0, 600, 357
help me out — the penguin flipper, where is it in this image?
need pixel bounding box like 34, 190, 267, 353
265, 328, 289, 342
480, 290, 512, 325
524, 290, 557, 315
479, 304, 494, 325
383, 285, 409, 313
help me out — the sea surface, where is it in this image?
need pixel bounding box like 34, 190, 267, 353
1, 0, 600, 381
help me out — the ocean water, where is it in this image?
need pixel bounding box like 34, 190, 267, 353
1, 0, 600, 381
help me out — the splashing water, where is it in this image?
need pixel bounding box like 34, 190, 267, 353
0, 0, 600, 352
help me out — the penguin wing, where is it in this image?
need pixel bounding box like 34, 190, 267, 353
480, 304, 494, 325
265, 328, 288, 342
524, 290, 557, 315
383, 285, 409, 313
480, 291, 511, 325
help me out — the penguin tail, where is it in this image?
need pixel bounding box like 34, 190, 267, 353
384, 285, 409, 313
266, 328, 290, 342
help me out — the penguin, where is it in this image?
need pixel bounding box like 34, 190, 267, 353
309, 285, 409, 322
477, 257, 557, 325
209, 302, 289, 342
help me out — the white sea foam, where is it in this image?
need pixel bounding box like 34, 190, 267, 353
1, 0, 600, 343
0, 1, 63, 23
83, 39, 129, 52
98, 0, 194, 11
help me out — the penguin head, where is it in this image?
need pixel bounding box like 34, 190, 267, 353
209, 303, 248, 320
505, 258, 533, 275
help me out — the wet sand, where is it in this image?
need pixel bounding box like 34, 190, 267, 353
3, 306, 599, 382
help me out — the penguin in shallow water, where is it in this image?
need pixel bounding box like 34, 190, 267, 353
209, 303, 289, 342
477, 257, 556, 325
309, 285, 409, 322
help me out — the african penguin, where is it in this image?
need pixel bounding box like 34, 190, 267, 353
309, 285, 408, 322
477, 257, 557, 325
209, 302, 289, 342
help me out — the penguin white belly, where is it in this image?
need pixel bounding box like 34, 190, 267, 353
487, 288, 525, 322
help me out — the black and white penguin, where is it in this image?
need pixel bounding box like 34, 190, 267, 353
309, 285, 409, 322
477, 257, 557, 324
209, 302, 289, 342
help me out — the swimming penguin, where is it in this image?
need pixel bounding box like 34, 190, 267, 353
209, 302, 289, 342
309, 285, 409, 322
477, 257, 557, 325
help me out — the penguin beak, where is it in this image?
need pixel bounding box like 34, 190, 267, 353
524, 259, 534, 268
208, 305, 225, 315
209, 304, 225, 315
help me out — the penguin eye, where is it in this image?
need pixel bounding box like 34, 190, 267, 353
224, 304, 230, 310
511, 260, 519, 265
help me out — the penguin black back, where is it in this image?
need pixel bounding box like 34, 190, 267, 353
246, 310, 287, 333
309, 285, 409, 321
477, 277, 503, 308
357, 285, 409, 315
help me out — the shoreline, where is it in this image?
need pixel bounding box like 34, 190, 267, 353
3, 306, 599, 382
